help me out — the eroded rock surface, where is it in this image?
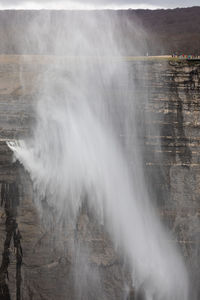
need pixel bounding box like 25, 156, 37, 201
0, 57, 200, 299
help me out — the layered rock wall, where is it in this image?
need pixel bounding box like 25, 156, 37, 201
0, 57, 199, 299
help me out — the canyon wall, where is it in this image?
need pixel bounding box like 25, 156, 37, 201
0, 57, 199, 299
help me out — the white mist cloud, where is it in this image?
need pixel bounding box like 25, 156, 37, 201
0, 0, 199, 10
0, 1, 162, 10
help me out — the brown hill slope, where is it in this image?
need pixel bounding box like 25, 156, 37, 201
134, 6, 200, 55
0, 7, 199, 55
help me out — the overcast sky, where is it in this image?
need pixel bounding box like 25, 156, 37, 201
0, 0, 199, 10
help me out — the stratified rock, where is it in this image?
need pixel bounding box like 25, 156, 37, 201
0, 57, 199, 299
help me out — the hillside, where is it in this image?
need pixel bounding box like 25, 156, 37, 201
135, 6, 200, 55
0, 7, 199, 55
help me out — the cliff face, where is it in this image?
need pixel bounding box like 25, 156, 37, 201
142, 60, 200, 297
0, 57, 200, 299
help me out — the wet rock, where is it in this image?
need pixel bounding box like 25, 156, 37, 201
0, 57, 200, 299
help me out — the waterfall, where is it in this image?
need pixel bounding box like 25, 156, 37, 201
7, 12, 189, 300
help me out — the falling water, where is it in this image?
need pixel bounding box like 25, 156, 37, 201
8, 12, 188, 300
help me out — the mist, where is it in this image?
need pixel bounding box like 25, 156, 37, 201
7, 11, 189, 300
